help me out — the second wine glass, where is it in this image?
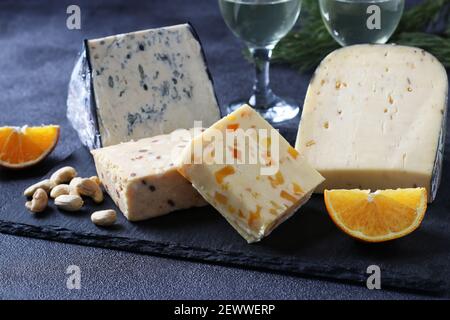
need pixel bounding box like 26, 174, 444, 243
218, 0, 303, 123
319, 0, 405, 46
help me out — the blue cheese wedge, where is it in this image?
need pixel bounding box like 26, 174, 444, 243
91, 129, 207, 221
295, 45, 448, 202
68, 23, 220, 148
177, 105, 324, 243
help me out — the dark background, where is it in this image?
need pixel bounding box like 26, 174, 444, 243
0, 0, 440, 299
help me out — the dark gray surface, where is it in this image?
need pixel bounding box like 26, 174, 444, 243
0, 232, 427, 300
0, 0, 447, 299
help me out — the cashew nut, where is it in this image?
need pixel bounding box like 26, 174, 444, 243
74, 178, 104, 203
25, 188, 48, 213
89, 176, 101, 186
69, 177, 83, 195
50, 166, 77, 184
50, 184, 71, 198
91, 209, 117, 227
24, 179, 56, 197
54, 194, 84, 211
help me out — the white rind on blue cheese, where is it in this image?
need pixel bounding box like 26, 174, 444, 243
67, 23, 221, 148
295, 44, 448, 202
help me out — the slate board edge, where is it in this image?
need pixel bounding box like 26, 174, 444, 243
0, 220, 444, 295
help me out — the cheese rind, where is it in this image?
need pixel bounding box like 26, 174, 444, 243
295, 44, 448, 202
178, 105, 324, 243
91, 129, 207, 221
68, 23, 220, 148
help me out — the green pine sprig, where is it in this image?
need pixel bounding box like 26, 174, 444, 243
269, 0, 450, 72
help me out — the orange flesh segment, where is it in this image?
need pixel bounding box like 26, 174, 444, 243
0, 127, 14, 152
324, 188, 427, 242
0, 125, 59, 167
1, 131, 23, 163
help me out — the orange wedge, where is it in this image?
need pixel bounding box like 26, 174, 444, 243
324, 188, 427, 242
0, 125, 60, 169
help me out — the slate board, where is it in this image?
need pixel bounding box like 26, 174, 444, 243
1, 124, 450, 295
0, 0, 449, 296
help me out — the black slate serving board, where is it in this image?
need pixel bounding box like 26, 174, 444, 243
1, 124, 450, 294
1, 0, 449, 296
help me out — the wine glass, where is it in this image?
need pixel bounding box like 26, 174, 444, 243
218, 0, 303, 123
319, 0, 405, 46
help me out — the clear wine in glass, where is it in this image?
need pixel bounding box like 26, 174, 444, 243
218, 0, 303, 123
319, 0, 405, 46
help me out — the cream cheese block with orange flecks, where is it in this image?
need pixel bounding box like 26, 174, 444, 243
177, 105, 324, 243
91, 128, 207, 221
295, 45, 448, 202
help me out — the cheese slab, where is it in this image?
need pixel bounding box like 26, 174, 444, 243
177, 105, 324, 243
295, 44, 448, 202
67, 23, 220, 149
91, 129, 207, 221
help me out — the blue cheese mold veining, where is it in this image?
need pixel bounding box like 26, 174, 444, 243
67, 23, 221, 148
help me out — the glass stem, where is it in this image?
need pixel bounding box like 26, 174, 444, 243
249, 47, 275, 109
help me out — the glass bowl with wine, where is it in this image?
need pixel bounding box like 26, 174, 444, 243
319, 0, 405, 46
218, 0, 303, 123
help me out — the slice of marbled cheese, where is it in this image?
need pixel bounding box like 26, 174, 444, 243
295, 44, 448, 202
91, 128, 207, 221
68, 23, 220, 148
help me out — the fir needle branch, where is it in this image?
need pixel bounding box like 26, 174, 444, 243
393, 32, 450, 67
267, 0, 450, 72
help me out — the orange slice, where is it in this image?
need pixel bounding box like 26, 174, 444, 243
324, 188, 427, 242
0, 125, 60, 169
